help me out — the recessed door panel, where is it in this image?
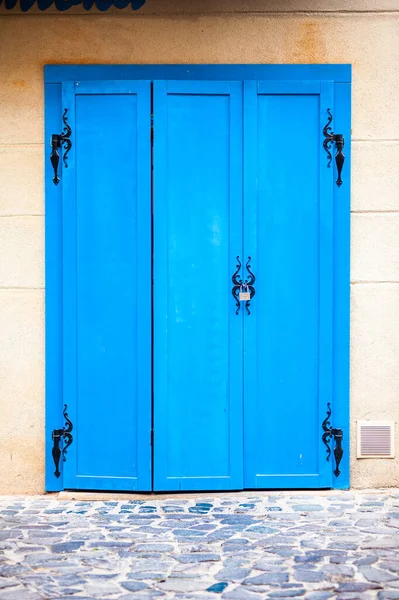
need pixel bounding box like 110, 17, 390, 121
243, 81, 334, 489
153, 81, 244, 491
62, 81, 152, 491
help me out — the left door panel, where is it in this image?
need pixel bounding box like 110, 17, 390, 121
62, 81, 152, 490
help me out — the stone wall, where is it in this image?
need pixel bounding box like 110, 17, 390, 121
0, 0, 398, 492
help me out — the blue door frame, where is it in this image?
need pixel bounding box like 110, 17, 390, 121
45, 64, 351, 492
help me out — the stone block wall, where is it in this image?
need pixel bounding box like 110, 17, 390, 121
0, 0, 398, 492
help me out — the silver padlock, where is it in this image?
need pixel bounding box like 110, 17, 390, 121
239, 285, 251, 302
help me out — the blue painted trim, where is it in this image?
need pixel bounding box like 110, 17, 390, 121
45, 82, 64, 492
61, 81, 77, 490
165, 80, 233, 94
72, 80, 151, 94
250, 475, 323, 489
332, 83, 351, 489
242, 79, 257, 489
152, 79, 168, 489
257, 80, 322, 93
45, 64, 351, 84
318, 81, 335, 489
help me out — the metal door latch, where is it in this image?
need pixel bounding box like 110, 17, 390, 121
323, 108, 345, 187
50, 108, 72, 186
52, 404, 73, 478
231, 256, 256, 315
322, 402, 343, 477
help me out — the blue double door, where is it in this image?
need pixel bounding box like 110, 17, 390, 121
61, 79, 334, 491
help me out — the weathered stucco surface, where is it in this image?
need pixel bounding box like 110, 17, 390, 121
0, 1, 398, 492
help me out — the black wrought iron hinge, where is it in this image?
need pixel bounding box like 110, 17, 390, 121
50, 108, 72, 186
52, 404, 73, 478
322, 402, 343, 477
323, 108, 345, 187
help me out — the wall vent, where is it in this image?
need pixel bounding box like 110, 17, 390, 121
357, 421, 395, 459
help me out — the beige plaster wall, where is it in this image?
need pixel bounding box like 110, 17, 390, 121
0, 2, 398, 493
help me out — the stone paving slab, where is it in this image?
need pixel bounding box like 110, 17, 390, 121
0, 491, 399, 599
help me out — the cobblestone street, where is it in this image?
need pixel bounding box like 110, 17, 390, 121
1, 491, 399, 600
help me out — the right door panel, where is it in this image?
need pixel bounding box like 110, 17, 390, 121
243, 81, 334, 489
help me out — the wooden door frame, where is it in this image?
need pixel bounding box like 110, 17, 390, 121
45, 64, 351, 491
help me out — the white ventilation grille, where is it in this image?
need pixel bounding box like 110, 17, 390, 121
357, 421, 395, 458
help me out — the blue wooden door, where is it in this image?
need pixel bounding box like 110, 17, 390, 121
153, 81, 244, 491
62, 81, 152, 491
51, 73, 343, 492
243, 81, 334, 489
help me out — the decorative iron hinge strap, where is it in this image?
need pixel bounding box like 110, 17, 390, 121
50, 108, 72, 186
51, 404, 73, 479
323, 108, 345, 187
322, 402, 343, 477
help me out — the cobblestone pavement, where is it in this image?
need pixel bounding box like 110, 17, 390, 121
1, 491, 399, 600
